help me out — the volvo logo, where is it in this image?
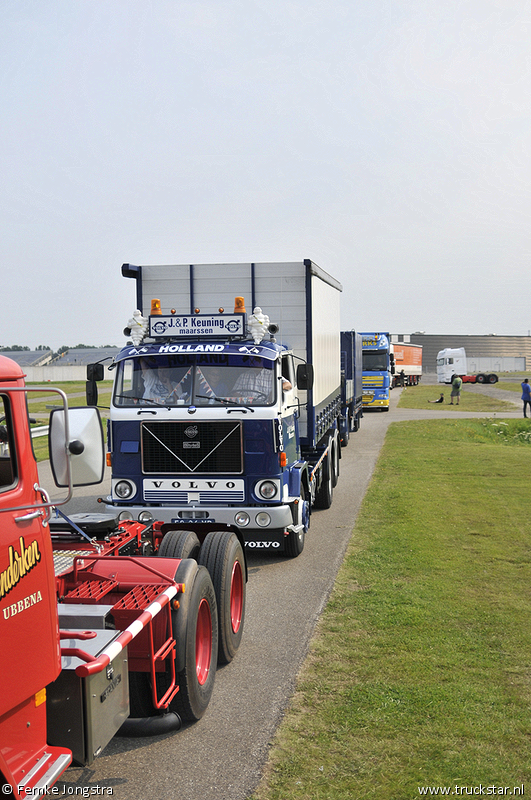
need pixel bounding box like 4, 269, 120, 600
184, 425, 198, 438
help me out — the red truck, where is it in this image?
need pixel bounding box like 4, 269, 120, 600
0, 355, 246, 797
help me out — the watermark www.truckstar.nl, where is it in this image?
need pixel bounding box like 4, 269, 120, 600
418, 786, 525, 796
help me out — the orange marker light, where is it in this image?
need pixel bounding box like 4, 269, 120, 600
34, 688, 46, 707
279, 452, 287, 467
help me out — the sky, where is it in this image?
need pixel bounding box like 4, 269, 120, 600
1, 0, 531, 350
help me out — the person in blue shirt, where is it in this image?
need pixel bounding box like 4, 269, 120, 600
521, 378, 531, 418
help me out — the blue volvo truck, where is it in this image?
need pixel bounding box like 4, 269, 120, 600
87, 261, 344, 557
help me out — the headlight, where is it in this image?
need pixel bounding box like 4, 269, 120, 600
115, 480, 134, 499
235, 511, 250, 527
118, 511, 134, 521
257, 480, 278, 500
138, 510, 154, 523
256, 512, 271, 528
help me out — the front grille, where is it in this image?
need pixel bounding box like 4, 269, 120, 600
141, 420, 243, 474
143, 489, 245, 502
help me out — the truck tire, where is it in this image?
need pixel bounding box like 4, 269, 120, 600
285, 485, 309, 558
341, 425, 349, 447
158, 529, 201, 560
129, 561, 218, 722
314, 449, 333, 510
331, 430, 340, 487
476, 373, 486, 383
172, 565, 217, 720
198, 531, 245, 664
488, 374, 498, 384
340, 415, 349, 448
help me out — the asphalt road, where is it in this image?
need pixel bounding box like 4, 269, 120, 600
37, 383, 524, 800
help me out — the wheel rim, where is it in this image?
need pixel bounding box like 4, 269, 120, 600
230, 560, 244, 634
196, 598, 213, 685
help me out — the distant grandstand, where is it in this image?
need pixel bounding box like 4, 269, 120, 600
2, 347, 122, 382
52, 347, 121, 366
0, 350, 53, 367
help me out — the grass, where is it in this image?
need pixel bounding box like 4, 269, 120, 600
26, 381, 113, 414
26, 381, 112, 461
396, 383, 517, 412
498, 382, 526, 394
251, 419, 531, 800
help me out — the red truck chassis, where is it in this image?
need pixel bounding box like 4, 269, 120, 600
0, 357, 246, 798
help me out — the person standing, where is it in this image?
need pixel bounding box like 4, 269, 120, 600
521, 378, 531, 418
450, 374, 463, 405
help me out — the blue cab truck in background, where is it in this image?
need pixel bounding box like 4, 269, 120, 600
360, 332, 395, 411
340, 331, 363, 443
87, 261, 344, 558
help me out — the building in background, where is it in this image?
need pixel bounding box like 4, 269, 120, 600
393, 334, 531, 374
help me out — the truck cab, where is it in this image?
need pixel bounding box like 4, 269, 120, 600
105, 338, 308, 556
0, 356, 105, 797
361, 332, 394, 410
436, 348, 467, 383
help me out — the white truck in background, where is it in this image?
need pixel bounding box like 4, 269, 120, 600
437, 348, 499, 384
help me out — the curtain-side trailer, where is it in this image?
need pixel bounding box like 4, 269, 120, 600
340, 331, 363, 444
391, 342, 422, 387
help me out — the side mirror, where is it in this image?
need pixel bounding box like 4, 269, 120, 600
49, 407, 105, 487
391, 366, 396, 375
87, 363, 105, 381
296, 363, 314, 391
86, 364, 104, 406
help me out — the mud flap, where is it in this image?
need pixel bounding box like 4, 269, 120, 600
243, 529, 286, 553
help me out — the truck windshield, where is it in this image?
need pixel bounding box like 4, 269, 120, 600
362, 351, 388, 371
113, 354, 276, 408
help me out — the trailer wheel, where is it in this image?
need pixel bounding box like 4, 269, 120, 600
285, 485, 309, 558
331, 430, 340, 487
340, 415, 350, 448
314, 448, 333, 510
341, 426, 349, 447
198, 531, 245, 664
129, 561, 218, 722
158, 529, 201, 560
488, 374, 498, 384
476, 373, 486, 383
